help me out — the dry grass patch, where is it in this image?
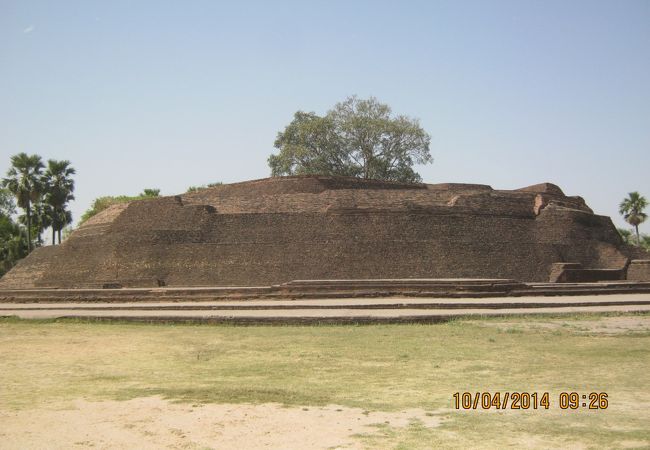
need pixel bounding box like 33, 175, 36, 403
1, 313, 649, 448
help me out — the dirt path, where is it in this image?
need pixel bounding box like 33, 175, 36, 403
0, 397, 442, 450
466, 315, 650, 334
2, 293, 650, 309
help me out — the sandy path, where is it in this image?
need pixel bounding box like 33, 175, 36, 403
466, 315, 650, 334
2, 304, 650, 322
1, 293, 650, 309
0, 397, 442, 450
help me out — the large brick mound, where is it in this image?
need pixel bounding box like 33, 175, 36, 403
1, 175, 648, 289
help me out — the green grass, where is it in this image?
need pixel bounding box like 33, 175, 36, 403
1, 314, 649, 449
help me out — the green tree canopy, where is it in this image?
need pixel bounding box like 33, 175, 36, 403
0, 213, 28, 277
0, 188, 16, 216
186, 182, 222, 193
1, 153, 45, 251
0, 187, 27, 276
617, 227, 632, 244
142, 188, 160, 197
619, 192, 648, 246
19, 201, 53, 247
44, 159, 76, 245
268, 96, 433, 183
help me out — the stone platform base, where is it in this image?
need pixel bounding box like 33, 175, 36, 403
1, 293, 649, 325
1, 278, 650, 304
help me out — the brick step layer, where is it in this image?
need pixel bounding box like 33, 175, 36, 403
2, 295, 650, 311
1, 279, 650, 303
1, 295, 649, 324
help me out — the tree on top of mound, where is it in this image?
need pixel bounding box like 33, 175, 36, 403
79, 188, 160, 225
268, 96, 433, 183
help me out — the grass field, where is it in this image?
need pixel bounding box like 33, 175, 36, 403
1, 314, 649, 449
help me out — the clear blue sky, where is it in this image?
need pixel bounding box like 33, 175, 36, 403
1, 0, 648, 233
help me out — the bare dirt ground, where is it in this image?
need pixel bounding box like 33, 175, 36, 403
0, 397, 442, 450
466, 315, 650, 334
3, 314, 649, 449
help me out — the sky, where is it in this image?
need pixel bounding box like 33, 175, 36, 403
0, 0, 648, 234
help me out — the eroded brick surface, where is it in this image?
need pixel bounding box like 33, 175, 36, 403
1, 175, 647, 289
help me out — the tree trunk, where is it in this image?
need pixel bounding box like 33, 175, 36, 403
58, 228, 62, 244
26, 202, 32, 251
636, 225, 641, 246
52, 227, 56, 245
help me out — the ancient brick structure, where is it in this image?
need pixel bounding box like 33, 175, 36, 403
1, 175, 647, 289
628, 260, 650, 282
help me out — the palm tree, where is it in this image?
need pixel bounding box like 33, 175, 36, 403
54, 209, 72, 244
19, 200, 52, 247
43, 159, 75, 244
1, 153, 44, 251
619, 192, 648, 246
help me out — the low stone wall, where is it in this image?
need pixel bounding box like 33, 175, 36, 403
549, 263, 582, 283
628, 260, 650, 282
548, 262, 628, 283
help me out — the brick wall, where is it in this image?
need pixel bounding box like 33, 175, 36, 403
1, 175, 644, 288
